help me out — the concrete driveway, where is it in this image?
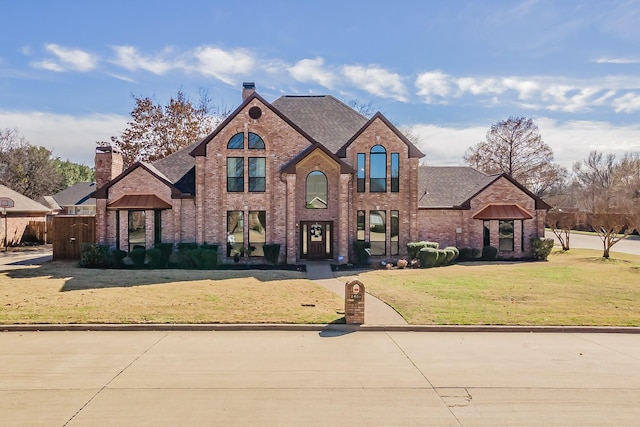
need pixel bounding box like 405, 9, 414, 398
1, 330, 639, 426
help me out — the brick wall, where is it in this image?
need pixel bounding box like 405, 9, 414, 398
196, 98, 313, 262
344, 117, 420, 261
417, 176, 546, 258
0, 213, 48, 247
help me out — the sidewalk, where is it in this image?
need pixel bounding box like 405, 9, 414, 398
305, 261, 408, 326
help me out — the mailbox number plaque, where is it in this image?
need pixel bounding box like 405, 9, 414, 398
350, 283, 362, 300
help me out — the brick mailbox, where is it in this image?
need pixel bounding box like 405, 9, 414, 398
345, 280, 365, 324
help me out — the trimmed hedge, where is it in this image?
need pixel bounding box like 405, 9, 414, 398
130, 246, 146, 268
419, 247, 439, 268
407, 241, 439, 260
79, 244, 110, 268
146, 247, 163, 269
531, 238, 554, 261
353, 241, 371, 265
481, 246, 498, 261
263, 243, 281, 265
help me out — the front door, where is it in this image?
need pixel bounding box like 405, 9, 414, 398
300, 221, 333, 260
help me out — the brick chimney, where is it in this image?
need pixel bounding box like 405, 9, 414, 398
94, 145, 123, 189
242, 82, 256, 101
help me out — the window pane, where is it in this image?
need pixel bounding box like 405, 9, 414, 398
302, 223, 308, 255
248, 132, 265, 149
325, 223, 331, 255
357, 210, 365, 241
248, 211, 266, 257
154, 210, 162, 245
483, 220, 490, 247
357, 153, 365, 192
128, 210, 145, 252
370, 145, 386, 192
391, 210, 399, 256
499, 220, 514, 252
249, 157, 265, 192
391, 153, 399, 192
227, 157, 244, 192
306, 171, 327, 209
370, 210, 386, 256
227, 133, 244, 149
227, 211, 244, 257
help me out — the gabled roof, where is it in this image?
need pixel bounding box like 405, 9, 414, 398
94, 162, 185, 199
190, 92, 318, 157
153, 141, 199, 184
418, 166, 494, 208
272, 95, 368, 153
337, 112, 424, 158
418, 166, 551, 210
52, 182, 96, 206
0, 184, 51, 213
281, 143, 355, 174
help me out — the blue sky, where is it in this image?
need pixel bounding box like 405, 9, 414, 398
1, 0, 640, 168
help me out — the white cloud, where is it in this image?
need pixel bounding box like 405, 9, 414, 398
596, 57, 640, 64
409, 118, 640, 169
412, 70, 640, 114
189, 47, 255, 85
110, 46, 175, 74
0, 111, 128, 166
415, 71, 451, 103
410, 123, 486, 165
289, 57, 336, 89
612, 92, 640, 113
31, 44, 97, 72
342, 65, 407, 102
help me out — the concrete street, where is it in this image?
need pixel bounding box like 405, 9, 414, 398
2, 330, 640, 426
545, 230, 640, 255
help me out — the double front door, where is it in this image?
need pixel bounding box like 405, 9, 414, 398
300, 221, 333, 260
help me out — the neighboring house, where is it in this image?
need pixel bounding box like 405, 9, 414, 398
48, 182, 97, 215
94, 83, 549, 263
0, 184, 51, 247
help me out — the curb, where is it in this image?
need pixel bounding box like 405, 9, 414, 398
2, 324, 640, 334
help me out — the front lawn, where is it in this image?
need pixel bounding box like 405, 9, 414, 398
0, 261, 344, 324
336, 249, 640, 326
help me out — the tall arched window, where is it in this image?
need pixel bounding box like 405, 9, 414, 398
306, 171, 327, 209
370, 145, 386, 192
226, 132, 267, 192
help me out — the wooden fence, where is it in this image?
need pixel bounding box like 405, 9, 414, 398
52, 216, 96, 260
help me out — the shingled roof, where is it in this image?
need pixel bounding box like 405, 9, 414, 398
418, 166, 495, 208
272, 95, 368, 153
152, 141, 199, 195
52, 182, 96, 206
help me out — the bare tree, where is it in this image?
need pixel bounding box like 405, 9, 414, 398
573, 150, 638, 258
102, 90, 230, 167
347, 99, 377, 118
463, 116, 566, 197
546, 209, 578, 251
586, 212, 634, 258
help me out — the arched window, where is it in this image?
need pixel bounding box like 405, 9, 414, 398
306, 171, 327, 209
227, 133, 244, 149
370, 145, 386, 192
225, 132, 267, 192
248, 132, 265, 149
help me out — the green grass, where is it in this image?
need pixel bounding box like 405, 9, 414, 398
3, 249, 640, 326
336, 249, 640, 326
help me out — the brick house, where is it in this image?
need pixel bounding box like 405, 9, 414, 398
94, 83, 549, 264
0, 184, 51, 247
